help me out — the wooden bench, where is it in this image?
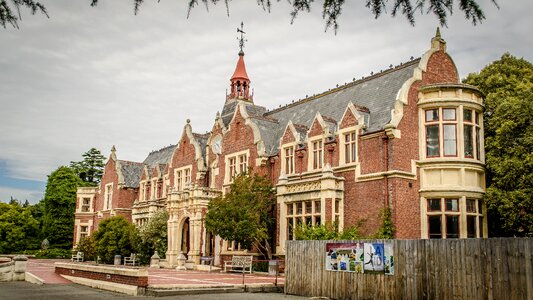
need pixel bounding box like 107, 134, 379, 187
124, 253, 139, 266
71, 252, 84, 262
224, 255, 253, 273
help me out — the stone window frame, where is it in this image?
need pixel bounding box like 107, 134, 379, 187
286, 199, 322, 241
308, 137, 324, 171
338, 127, 359, 167
224, 149, 250, 185
281, 141, 297, 176
103, 183, 113, 211
174, 165, 192, 191
422, 105, 484, 160
421, 195, 485, 239
79, 197, 91, 213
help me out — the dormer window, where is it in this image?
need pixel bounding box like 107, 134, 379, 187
312, 140, 323, 169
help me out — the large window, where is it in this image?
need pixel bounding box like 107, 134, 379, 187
80, 225, 88, 240
174, 167, 192, 191
463, 109, 482, 160
286, 200, 322, 240
227, 152, 248, 183
344, 132, 357, 164
81, 197, 90, 212
425, 108, 457, 157
284, 146, 295, 175
426, 197, 484, 239
312, 140, 323, 169
425, 107, 482, 159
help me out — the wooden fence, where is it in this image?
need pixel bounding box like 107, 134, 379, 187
285, 238, 532, 300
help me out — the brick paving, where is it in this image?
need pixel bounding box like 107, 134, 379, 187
148, 268, 284, 287
25, 259, 284, 288
26, 259, 72, 284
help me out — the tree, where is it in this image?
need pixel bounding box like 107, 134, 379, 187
42, 166, 84, 248
92, 216, 140, 264
205, 172, 276, 259
294, 222, 363, 240
138, 210, 168, 263
463, 53, 533, 237
70, 148, 106, 186
0, 0, 48, 28
0, 201, 40, 253
3, 0, 497, 32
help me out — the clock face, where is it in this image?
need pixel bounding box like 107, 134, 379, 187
211, 135, 222, 154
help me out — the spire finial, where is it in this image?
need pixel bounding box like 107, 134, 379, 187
237, 21, 247, 56
111, 145, 116, 153
436, 27, 441, 39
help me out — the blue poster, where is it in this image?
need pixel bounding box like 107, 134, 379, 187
363, 243, 385, 274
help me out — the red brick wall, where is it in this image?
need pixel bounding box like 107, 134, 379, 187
213, 107, 268, 189
55, 267, 148, 287
169, 130, 202, 188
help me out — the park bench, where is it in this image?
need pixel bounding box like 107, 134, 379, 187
224, 255, 253, 273
71, 252, 84, 262
124, 253, 139, 266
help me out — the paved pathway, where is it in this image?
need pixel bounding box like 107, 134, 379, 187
0, 281, 308, 300
25, 259, 284, 287
26, 259, 72, 284
148, 268, 284, 287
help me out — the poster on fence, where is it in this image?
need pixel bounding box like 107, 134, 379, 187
325, 242, 393, 275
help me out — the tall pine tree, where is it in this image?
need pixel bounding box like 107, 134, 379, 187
42, 166, 84, 248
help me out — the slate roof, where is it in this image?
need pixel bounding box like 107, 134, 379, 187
118, 160, 144, 188
143, 144, 177, 168
193, 133, 209, 159
253, 58, 420, 155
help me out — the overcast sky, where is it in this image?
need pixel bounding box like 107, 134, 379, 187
1, 1, 531, 203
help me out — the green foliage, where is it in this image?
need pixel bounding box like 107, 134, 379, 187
0, 0, 48, 28
42, 166, 84, 249
205, 172, 275, 259
138, 210, 168, 264
464, 53, 533, 237
374, 207, 395, 239
294, 222, 363, 240
0, 201, 40, 253
70, 148, 106, 185
92, 216, 140, 264
22, 248, 72, 259
75, 236, 97, 261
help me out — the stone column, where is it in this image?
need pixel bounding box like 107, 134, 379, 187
188, 217, 202, 264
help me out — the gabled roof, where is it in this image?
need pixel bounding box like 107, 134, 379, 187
243, 58, 421, 155
143, 144, 177, 168
118, 160, 144, 188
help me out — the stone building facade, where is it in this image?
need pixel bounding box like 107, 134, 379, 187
73, 31, 487, 266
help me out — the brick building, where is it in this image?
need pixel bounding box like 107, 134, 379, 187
74, 30, 487, 267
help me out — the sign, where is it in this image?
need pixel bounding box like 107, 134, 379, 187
325, 242, 394, 275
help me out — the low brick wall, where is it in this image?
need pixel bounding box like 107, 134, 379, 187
54, 263, 148, 287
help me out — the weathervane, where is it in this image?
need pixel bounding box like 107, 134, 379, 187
237, 22, 247, 55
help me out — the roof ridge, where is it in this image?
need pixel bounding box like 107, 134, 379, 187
118, 160, 143, 165
264, 57, 421, 116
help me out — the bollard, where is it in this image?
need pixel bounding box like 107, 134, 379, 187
13, 256, 28, 281
114, 255, 121, 266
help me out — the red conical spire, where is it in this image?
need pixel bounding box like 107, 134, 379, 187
228, 22, 252, 101
230, 53, 249, 82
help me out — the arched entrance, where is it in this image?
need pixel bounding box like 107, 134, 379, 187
205, 231, 215, 256
181, 218, 190, 257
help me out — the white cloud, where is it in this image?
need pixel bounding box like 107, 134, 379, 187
0, 186, 44, 204
0, 0, 531, 187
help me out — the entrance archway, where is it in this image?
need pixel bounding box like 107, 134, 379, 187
181, 218, 190, 257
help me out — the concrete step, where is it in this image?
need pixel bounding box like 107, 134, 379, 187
146, 284, 283, 297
